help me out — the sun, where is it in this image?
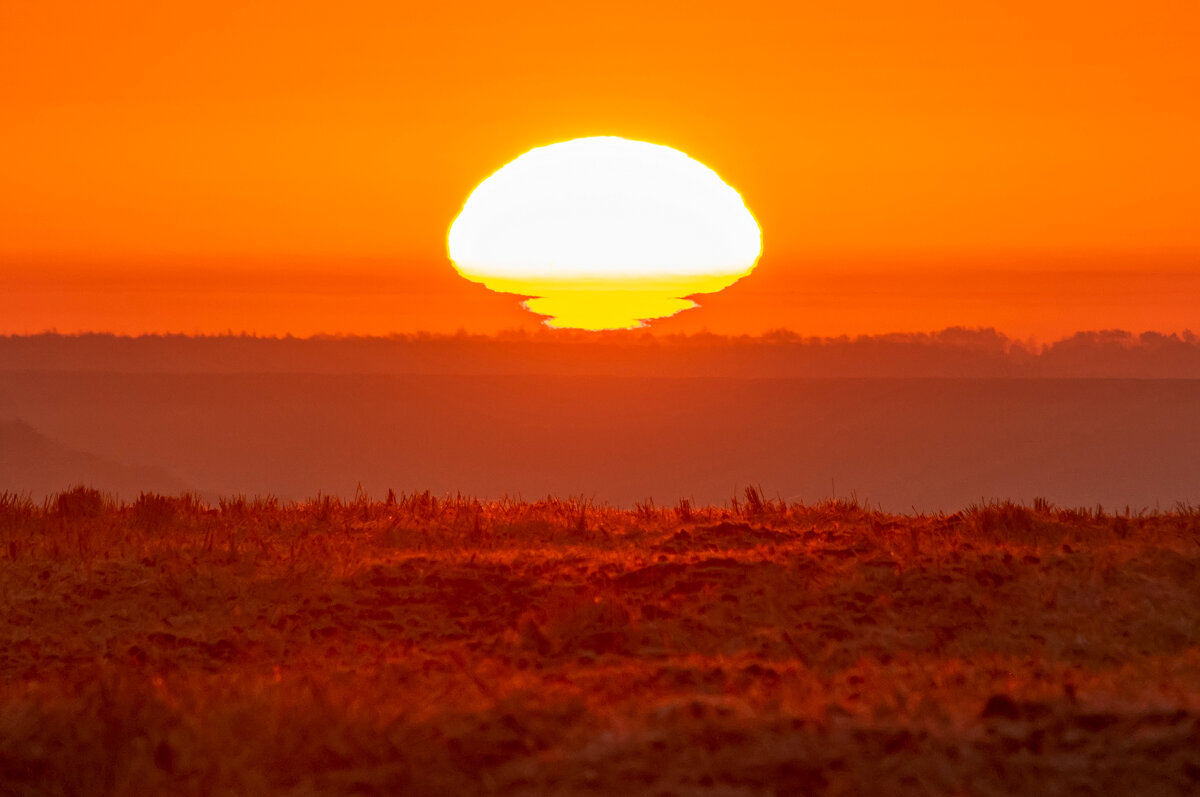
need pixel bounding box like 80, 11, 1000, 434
447, 137, 761, 329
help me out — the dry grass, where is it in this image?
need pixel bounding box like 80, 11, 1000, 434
2, 487, 1200, 795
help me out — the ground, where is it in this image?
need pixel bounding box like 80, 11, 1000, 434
2, 488, 1199, 795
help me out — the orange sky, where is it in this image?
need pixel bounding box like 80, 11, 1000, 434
2, 0, 1198, 339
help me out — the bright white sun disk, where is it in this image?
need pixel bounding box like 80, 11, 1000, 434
447, 137, 761, 328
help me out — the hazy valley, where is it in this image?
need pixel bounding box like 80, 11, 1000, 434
2, 369, 1198, 511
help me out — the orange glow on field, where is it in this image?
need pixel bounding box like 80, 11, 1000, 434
448, 138, 760, 329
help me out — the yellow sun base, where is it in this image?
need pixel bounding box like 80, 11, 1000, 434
525, 292, 696, 329
463, 273, 748, 330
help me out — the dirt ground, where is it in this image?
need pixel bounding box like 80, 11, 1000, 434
2, 489, 1199, 795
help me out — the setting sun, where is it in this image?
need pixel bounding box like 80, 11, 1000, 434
447, 137, 761, 329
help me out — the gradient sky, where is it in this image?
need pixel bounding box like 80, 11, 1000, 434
2, 0, 1198, 339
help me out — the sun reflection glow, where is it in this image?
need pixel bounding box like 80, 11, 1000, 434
447, 137, 761, 329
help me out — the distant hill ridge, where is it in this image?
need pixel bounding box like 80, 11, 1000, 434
0, 419, 189, 501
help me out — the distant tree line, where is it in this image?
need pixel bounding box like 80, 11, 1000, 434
1, 328, 1198, 378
